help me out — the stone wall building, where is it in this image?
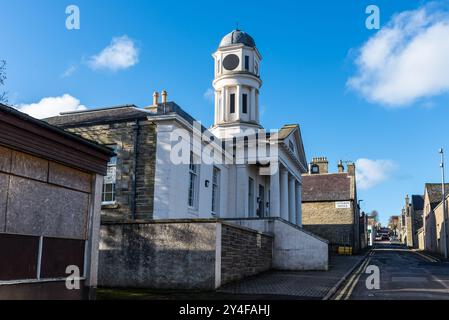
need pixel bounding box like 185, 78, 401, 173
423, 183, 449, 254
401, 195, 424, 248
302, 158, 361, 253
46, 106, 156, 222
0, 103, 112, 299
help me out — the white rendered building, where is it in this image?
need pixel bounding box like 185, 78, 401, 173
152, 30, 308, 226
47, 30, 328, 271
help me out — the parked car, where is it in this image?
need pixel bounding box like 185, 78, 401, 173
382, 234, 390, 241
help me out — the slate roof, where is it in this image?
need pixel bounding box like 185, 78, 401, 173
425, 183, 449, 209
44, 102, 210, 132
44, 105, 149, 127
302, 173, 352, 202
411, 195, 424, 211
219, 30, 256, 48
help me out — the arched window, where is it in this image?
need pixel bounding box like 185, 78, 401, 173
311, 164, 319, 174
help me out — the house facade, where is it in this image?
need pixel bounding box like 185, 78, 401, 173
423, 184, 449, 254
302, 158, 361, 253
400, 195, 424, 248
46, 30, 329, 289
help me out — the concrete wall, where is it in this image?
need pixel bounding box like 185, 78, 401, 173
98, 220, 273, 290
225, 218, 328, 270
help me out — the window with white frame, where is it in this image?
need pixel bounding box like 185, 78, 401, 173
211, 167, 221, 215
102, 144, 117, 204
188, 152, 200, 209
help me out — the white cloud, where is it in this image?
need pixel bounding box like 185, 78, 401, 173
61, 65, 77, 78
348, 3, 449, 107
356, 159, 397, 190
203, 88, 215, 102
89, 35, 139, 71
17, 94, 87, 119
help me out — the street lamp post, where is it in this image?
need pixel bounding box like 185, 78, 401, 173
439, 148, 449, 259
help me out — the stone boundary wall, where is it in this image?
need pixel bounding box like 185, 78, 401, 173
224, 217, 329, 271
98, 220, 273, 290
220, 223, 273, 285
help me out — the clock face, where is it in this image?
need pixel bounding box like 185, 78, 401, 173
223, 54, 240, 71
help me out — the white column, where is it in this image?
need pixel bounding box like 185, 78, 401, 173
255, 90, 260, 123
250, 88, 256, 122
280, 168, 289, 221
236, 85, 241, 120
221, 88, 226, 122
289, 175, 296, 223
295, 180, 301, 226
269, 166, 280, 217
214, 91, 219, 124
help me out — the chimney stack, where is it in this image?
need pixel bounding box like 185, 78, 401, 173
347, 162, 356, 176
161, 90, 168, 104
153, 91, 160, 106
338, 160, 344, 173
311, 157, 329, 174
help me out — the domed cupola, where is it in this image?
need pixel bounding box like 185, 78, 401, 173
219, 29, 256, 48
210, 29, 263, 140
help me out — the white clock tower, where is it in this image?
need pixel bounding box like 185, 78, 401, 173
210, 30, 263, 140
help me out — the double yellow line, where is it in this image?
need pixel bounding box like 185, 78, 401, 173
334, 251, 375, 300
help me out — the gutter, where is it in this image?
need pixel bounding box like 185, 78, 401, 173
131, 119, 141, 220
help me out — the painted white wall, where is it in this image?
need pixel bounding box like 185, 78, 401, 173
153, 120, 231, 220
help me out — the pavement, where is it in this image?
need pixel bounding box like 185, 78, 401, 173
217, 253, 368, 300
332, 243, 449, 300
98, 252, 368, 300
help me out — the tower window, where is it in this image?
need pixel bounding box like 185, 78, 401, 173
245, 56, 250, 71
230, 93, 236, 114
242, 94, 248, 114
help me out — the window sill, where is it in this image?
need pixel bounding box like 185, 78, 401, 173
188, 207, 199, 216
102, 202, 119, 209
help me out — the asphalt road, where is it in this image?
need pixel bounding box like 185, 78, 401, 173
334, 243, 449, 300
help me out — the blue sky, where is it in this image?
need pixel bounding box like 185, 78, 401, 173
2, 0, 449, 225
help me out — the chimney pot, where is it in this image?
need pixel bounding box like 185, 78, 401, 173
338, 160, 344, 173
161, 90, 168, 104
153, 91, 160, 106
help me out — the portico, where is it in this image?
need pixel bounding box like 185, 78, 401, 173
270, 164, 303, 226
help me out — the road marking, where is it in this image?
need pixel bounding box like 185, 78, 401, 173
391, 277, 428, 283
334, 251, 374, 300
412, 251, 439, 263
